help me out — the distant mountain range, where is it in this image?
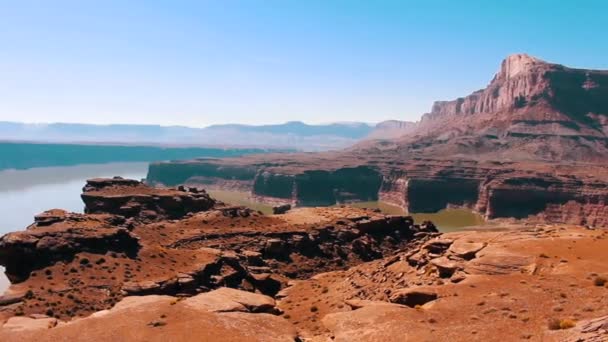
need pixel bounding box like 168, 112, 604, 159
0, 120, 412, 151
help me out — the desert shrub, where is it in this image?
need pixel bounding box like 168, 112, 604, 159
559, 319, 576, 329
593, 276, 607, 286
548, 318, 576, 330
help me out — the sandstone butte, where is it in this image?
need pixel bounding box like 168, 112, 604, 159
1, 54, 608, 341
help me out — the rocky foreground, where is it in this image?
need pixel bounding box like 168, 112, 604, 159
0, 178, 607, 341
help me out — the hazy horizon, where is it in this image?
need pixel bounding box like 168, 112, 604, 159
1, 1, 607, 127
0, 119, 378, 129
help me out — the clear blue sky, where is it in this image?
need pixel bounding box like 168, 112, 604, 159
0, 0, 606, 127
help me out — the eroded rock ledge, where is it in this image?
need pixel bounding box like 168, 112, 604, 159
0, 178, 436, 322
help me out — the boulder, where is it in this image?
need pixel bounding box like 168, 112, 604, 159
430, 257, 458, 277
264, 239, 287, 257
181, 292, 248, 313
249, 273, 282, 296
272, 204, 291, 215
192, 287, 277, 313
423, 239, 453, 253
449, 241, 485, 260
406, 252, 427, 267
450, 271, 467, 283
242, 250, 265, 266
32, 209, 69, 227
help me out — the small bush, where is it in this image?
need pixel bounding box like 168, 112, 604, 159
559, 319, 576, 329
547, 318, 561, 330
593, 276, 607, 287
548, 318, 576, 330
310, 306, 318, 313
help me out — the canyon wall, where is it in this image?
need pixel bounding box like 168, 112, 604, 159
147, 159, 608, 227
422, 54, 608, 132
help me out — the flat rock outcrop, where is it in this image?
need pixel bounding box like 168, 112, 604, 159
0, 290, 297, 342
81, 177, 215, 221
0, 211, 139, 283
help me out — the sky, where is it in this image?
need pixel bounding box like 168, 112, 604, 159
0, 0, 607, 127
